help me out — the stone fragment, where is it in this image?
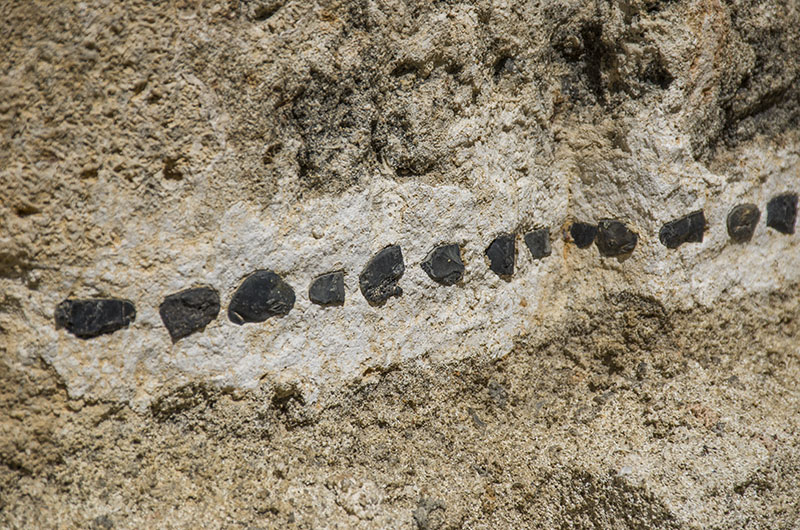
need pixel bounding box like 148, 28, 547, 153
659, 210, 706, 249
766, 193, 798, 235
595, 219, 638, 256
523, 228, 551, 260
228, 270, 295, 324
420, 244, 464, 286
359, 245, 404, 304
159, 286, 220, 342
726, 204, 760, 243
569, 222, 597, 248
308, 271, 345, 306
485, 234, 515, 276
55, 298, 136, 339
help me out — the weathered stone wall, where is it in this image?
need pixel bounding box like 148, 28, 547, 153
1, 0, 799, 528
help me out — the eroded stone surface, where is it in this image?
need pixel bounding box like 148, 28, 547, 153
54, 299, 135, 339
421, 244, 464, 286
569, 223, 598, 249
766, 193, 798, 234
727, 204, 761, 243
359, 246, 404, 305
659, 211, 706, 249
308, 271, 345, 306
228, 270, 295, 324
596, 220, 638, 256
523, 229, 551, 260
485, 234, 515, 277
159, 287, 220, 342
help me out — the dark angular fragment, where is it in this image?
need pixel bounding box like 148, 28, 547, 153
523, 228, 551, 260
726, 204, 760, 243
485, 234, 515, 276
659, 210, 706, 249
766, 193, 798, 235
228, 270, 295, 325
569, 222, 597, 248
55, 298, 135, 339
159, 286, 220, 342
421, 244, 464, 286
359, 245, 404, 305
595, 219, 638, 256
309, 271, 345, 306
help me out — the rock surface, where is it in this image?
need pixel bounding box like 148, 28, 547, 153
159, 286, 220, 342
359, 245, 405, 304
228, 270, 295, 324
659, 210, 707, 249
595, 219, 639, 256
308, 271, 346, 306
2, 0, 800, 528
484, 234, 516, 277
726, 204, 761, 243
421, 244, 465, 286
54, 298, 136, 339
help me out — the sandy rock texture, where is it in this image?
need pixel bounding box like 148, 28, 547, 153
1, 0, 799, 528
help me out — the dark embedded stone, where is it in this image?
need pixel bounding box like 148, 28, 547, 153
228, 270, 295, 325
159, 286, 220, 342
595, 219, 638, 256
359, 245, 404, 304
308, 271, 345, 306
485, 234, 515, 276
55, 298, 135, 339
659, 210, 706, 249
569, 222, 597, 248
523, 228, 551, 260
421, 244, 464, 286
726, 204, 760, 243
766, 192, 798, 235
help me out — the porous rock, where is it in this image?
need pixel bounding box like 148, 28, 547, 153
55, 298, 136, 339
726, 204, 761, 243
228, 270, 295, 324
159, 286, 220, 342
359, 245, 404, 304
523, 229, 551, 260
485, 234, 515, 277
421, 244, 464, 286
309, 271, 346, 306
595, 219, 638, 256
766, 193, 798, 234
659, 211, 706, 249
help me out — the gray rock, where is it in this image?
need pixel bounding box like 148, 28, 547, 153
485, 234, 515, 277
159, 286, 220, 342
359, 245, 404, 305
726, 204, 760, 243
659, 210, 706, 249
596, 219, 638, 256
55, 298, 136, 339
523, 228, 551, 260
569, 223, 597, 249
420, 244, 464, 286
309, 271, 345, 306
766, 193, 798, 235
228, 270, 295, 324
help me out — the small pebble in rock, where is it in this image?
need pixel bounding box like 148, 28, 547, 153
726, 204, 760, 243
659, 210, 706, 249
309, 271, 345, 306
55, 298, 136, 339
485, 234, 515, 276
766, 192, 798, 235
569, 222, 597, 248
159, 286, 220, 342
595, 219, 638, 256
524, 228, 551, 260
421, 244, 464, 286
228, 270, 295, 324
359, 245, 404, 304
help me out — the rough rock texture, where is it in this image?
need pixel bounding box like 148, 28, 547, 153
2, 0, 800, 528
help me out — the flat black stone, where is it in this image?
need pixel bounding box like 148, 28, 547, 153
659, 210, 706, 249
595, 219, 638, 256
309, 271, 345, 306
523, 228, 551, 260
55, 298, 135, 339
726, 204, 760, 243
159, 286, 220, 342
485, 234, 515, 276
421, 244, 464, 286
359, 245, 404, 305
228, 270, 295, 325
766, 193, 798, 235
569, 222, 597, 248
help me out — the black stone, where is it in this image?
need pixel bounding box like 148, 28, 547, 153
659, 210, 706, 249
569, 222, 597, 248
309, 271, 345, 306
55, 298, 135, 339
766, 193, 798, 235
159, 286, 220, 342
421, 244, 464, 286
726, 204, 760, 243
485, 234, 515, 276
228, 270, 295, 325
523, 228, 551, 260
595, 219, 638, 256
359, 245, 404, 304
